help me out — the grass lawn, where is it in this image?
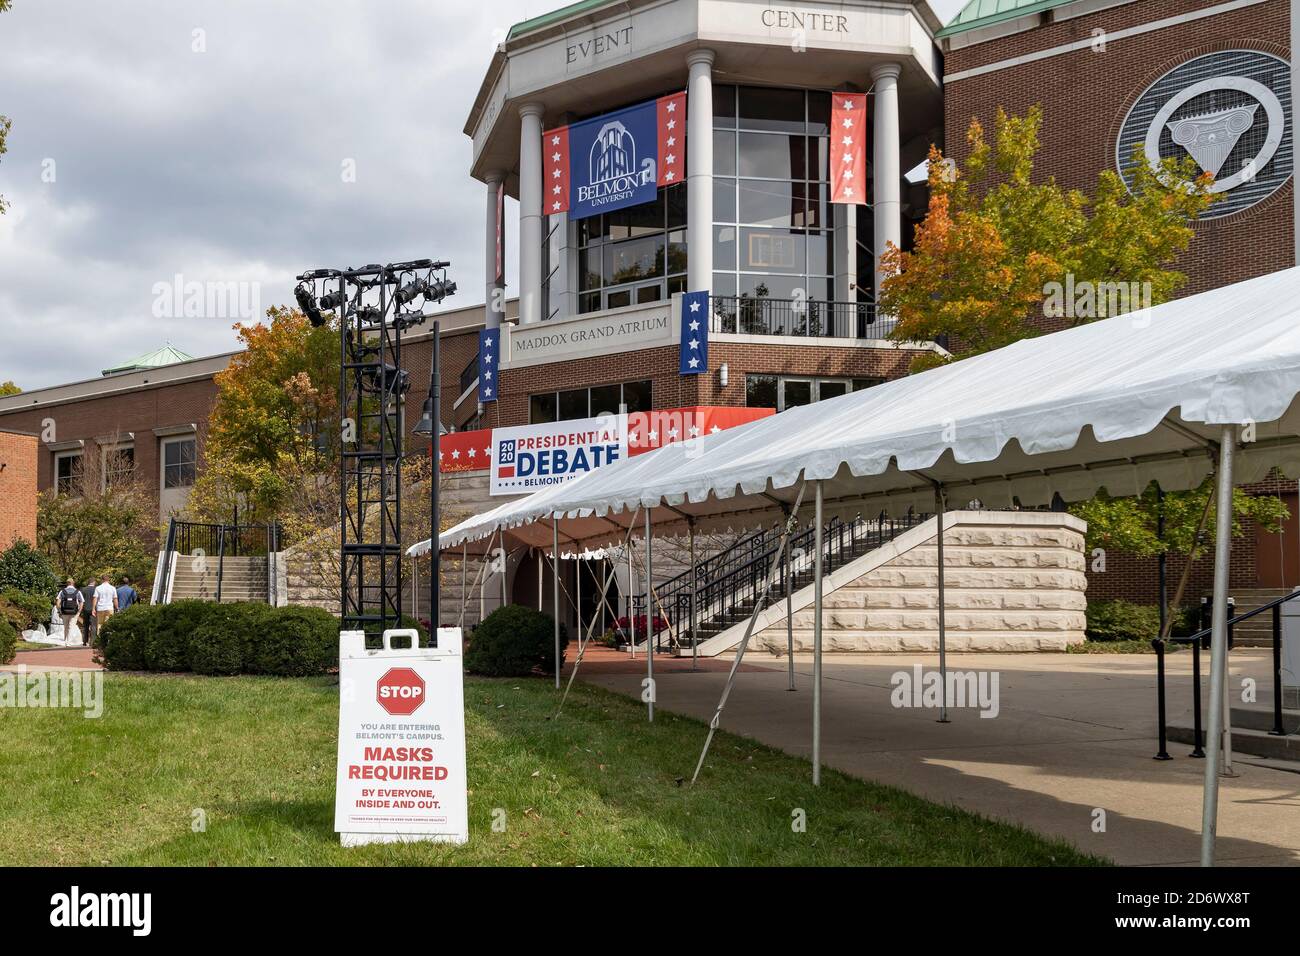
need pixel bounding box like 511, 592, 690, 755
0, 673, 1106, 866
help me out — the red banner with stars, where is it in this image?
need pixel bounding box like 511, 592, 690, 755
830, 92, 867, 205
656, 91, 686, 187
542, 124, 571, 216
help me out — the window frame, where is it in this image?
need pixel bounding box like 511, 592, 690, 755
161, 436, 197, 490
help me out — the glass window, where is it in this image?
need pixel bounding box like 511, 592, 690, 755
782, 380, 812, 409
737, 133, 805, 180
713, 178, 737, 223
162, 439, 195, 489
590, 384, 622, 417
714, 225, 737, 270
637, 284, 662, 304
622, 380, 651, 414
606, 288, 632, 309
103, 446, 134, 490
530, 392, 557, 424
745, 374, 778, 409
604, 235, 664, 284
577, 182, 686, 313
740, 228, 804, 274
807, 91, 831, 135
713, 130, 737, 176
739, 180, 802, 227
713, 84, 736, 128
56, 452, 83, 496
558, 388, 589, 421
818, 381, 848, 402
738, 86, 805, 133
852, 378, 882, 392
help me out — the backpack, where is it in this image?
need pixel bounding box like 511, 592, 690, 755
59, 588, 80, 615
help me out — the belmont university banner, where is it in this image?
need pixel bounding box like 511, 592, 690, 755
543, 92, 686, 221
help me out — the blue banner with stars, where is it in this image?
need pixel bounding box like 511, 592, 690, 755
679, 290, 709, 375
478, 328, 500, 403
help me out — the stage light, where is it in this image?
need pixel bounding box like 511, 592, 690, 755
319, 289, 346, 312
395, 278, 428, 306
294, 283, 325, 327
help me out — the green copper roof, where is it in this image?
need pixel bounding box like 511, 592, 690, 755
508, 0, 619, 40
102, 344, 195, 377
936, 0, 1075, 39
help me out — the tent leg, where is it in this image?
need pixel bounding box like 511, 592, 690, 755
1200, 426, 1237, 867
813, 481, 824, 786
692, 481, 808, 786
628, 541, 636, 661
553, 520, 561, 689
645, 508, 655, 722
934, 487, 950, 724
458, 543, 468, 626
786, 510, 796, 692
689, 520, 698, 672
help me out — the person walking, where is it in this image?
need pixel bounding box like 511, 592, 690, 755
79, 580, 98, 647
92, 574, 118, 644
116, 575, 139, 612
56, 578, 83, 644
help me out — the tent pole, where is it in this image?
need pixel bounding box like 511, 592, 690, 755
556, 506, 641, 718
813, 480, 824, 786
459, 543, 468, 625
1200, 426, 1237, 867
552, 520, 561, 689
691, 480, 807, 786
645, 507, 655, 722
689, 519, 698, 672
537, 547, 543, 611
628, 538, 636, 661
577, 550, 583, 658
934, 486, 950, 723
500, 545, 508, 608
786, 508, 796, 692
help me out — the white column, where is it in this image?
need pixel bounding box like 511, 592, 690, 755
871, 63, 902, 303
518, 103, 545, 324
686, 49, 715, 293
484, 170, 505, 329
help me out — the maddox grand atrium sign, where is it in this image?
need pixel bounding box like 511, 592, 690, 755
491, 414, 626, 495
543, 91, 686, 220
503, 300, 674, 368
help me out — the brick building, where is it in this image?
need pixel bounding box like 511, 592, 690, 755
0, 0, 1293, 624
0, 429, 38, 551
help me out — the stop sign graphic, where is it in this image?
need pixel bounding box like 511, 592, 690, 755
376, 667, 426, 716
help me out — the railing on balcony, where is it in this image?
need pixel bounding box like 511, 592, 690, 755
459, 353, 479, 396
709, 295, 896, 341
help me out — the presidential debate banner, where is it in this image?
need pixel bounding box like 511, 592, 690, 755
830, 92, 868, 205
491, 414, 628, 495
543, 91, 686, 221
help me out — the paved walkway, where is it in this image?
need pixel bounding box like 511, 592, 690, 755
5, 647, 101, 671
580, 649, 1300, 866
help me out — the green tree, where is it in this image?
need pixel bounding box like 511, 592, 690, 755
37, 485, 157, 588
0, 539, 60, 596
879, 106, 1216, 367
0, 382, 20, 396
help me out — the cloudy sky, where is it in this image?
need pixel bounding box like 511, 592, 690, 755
0, 0, 965, 389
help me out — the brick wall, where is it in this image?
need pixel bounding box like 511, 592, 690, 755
0, 430, 38, 550
943, 0, 1295, 297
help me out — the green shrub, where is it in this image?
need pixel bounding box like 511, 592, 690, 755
1085, 600, 1162, 642
249, 605, 337, 676
0, 541, 59, 598
99, 604, 160, 670
0, 597, 28, 636
2, 588, 51, 631
142, 599, 212, 672
363, 615, 431, 650
0, 617, 16, 665
185, 603, 262, 675
465, 605, 567, 678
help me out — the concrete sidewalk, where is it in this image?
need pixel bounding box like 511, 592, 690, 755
581, 649, 1300, 866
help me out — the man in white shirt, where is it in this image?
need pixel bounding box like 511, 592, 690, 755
93, 574, 119, 637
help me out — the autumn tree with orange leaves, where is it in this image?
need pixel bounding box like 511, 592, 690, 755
879, 106, 1216, 371
187, 306, 340, 527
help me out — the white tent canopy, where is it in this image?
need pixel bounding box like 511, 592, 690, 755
412, 266, 1300, 557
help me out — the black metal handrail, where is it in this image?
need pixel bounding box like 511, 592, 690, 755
1153, 591, 1296, 757
171, 521, 281, 558
631, 510, 926, 652
709, 295, 895, 340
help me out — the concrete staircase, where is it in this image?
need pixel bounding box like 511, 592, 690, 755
691, 511, 1088, 657
1169, 705, 1300, 766
1217, 588, 1290, 647
169, 555, 269, 603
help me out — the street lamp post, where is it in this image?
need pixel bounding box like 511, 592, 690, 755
413, 320, 445, 638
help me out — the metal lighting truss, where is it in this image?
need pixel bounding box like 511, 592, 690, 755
294, 260, 455, 634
